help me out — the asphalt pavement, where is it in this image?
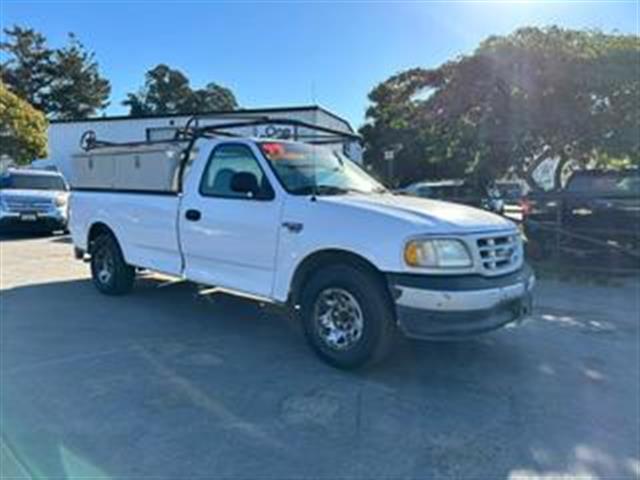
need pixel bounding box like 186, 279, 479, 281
1, 234, 639, 479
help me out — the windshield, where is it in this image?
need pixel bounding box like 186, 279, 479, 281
0, 174, 67, 191
567, 172, 640, 195
258, 142, 385, 195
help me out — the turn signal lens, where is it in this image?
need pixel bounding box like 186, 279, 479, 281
404, 242, 419, 266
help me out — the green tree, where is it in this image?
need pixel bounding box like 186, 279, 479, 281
361, 27, 640, 190
0, 26, 53, 112
1, 26, 110, 119
47, 34, 111, 120
123, 64, 238, 115
123, 64, 192, 115
187, 82, 238, 113
360, 68, 470, 186
0, 81, 48, 164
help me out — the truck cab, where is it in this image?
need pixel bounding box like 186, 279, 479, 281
69, 121, 534, 368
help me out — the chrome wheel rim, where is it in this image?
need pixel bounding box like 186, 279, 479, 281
313, 288, 364, 351
95, 249, 114, 285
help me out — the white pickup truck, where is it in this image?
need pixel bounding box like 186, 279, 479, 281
70, 124, 534, 368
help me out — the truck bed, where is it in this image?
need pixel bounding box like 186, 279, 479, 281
70, 190, 183, 276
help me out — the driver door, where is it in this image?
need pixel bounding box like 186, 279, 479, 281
179, 142, 283, 297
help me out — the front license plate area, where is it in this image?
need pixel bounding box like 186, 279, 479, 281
20, 213, 38, 222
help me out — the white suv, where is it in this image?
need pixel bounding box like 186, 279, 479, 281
0, 169, 69, 234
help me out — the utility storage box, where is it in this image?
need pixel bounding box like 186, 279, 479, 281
70, 142, 192, 192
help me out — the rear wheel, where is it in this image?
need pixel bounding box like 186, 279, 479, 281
90, 233, 135, 295
299, 264, 396, 369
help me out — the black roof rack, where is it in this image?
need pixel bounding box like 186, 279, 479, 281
80, 116, 360, 152
79, 115, 362, 193
182, 117, 360, 142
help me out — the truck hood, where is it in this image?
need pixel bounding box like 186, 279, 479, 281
320, 193, 515, 234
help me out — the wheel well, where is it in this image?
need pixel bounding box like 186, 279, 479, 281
87, 222, 115, 254
288, 249, 387, 306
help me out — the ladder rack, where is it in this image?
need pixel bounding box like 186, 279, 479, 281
80, 115, 360, 152
74, 114, 361, 194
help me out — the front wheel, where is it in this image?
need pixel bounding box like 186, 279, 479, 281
299, 264, 396, 369
90, 233, 135, 295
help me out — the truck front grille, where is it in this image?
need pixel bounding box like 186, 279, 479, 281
4, 198, 53, 213
476, 233, 522, 274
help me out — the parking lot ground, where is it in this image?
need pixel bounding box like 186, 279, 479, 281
1, 234, 639, 479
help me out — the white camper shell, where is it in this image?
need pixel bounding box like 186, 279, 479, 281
71, 143, 191, 192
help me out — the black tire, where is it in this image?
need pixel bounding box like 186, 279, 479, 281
299, 264, 396, 369
90, 233, 135, 295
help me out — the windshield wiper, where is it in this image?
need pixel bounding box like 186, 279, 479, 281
290, 185, 355, 196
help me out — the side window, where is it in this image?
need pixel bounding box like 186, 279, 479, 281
199, 144, 273, 200
617, 176, 640, 194
417, 186, 431, 197
431, 187, 445, 199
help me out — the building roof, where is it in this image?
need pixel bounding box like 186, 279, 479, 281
50, 104, 354, 132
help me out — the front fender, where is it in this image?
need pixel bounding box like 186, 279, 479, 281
271, 197, 413, 302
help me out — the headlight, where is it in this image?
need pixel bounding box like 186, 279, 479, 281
54, 195, 68, 207
404, 239, 473, 268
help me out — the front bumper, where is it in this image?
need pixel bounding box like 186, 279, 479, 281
388, 264, 535, 339
0, 211, 68, 232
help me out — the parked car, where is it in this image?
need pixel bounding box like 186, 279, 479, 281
495, 181, 528, 222
495, 181, 525, 201
524, 168, 640, 261
69, 120, 534, 369
0, 169, 69, 234
397, 179, 505, 214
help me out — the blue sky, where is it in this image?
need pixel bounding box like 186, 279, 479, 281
1, 0, 638, 127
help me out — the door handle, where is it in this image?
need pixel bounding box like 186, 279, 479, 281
185, 209, 201, 221
282, 221, 303, 233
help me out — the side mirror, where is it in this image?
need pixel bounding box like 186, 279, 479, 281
230, 172, 260, 198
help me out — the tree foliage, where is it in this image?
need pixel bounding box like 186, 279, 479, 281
0, 81, 48, 164
46, 34, 111, 120
0, 26, 52, 112
184, 82, 238, 114
361, 27, 640, 189
123, 64, 238, 115
1, 26, 111, 119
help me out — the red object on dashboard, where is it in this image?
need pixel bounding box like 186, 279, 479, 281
260, 142, 285, 158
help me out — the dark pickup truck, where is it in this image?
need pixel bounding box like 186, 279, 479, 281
524, 169, 640, 264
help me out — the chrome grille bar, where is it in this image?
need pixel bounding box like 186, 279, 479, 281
476, 233, 521, 274
5, 199, 53, 213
